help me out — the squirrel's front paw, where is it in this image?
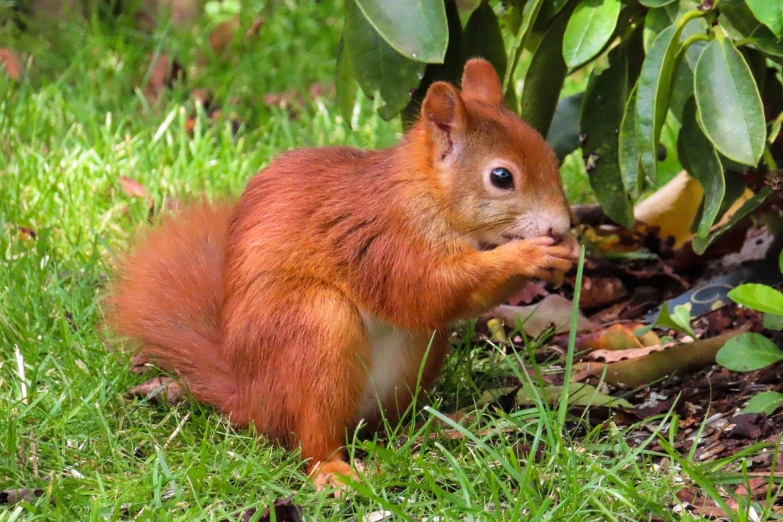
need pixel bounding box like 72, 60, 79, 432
504, 236, 578, 281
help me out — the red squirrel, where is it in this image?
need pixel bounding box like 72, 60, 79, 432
107, 58, 578, 489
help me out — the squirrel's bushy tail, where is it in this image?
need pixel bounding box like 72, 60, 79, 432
106, 200, 237, 411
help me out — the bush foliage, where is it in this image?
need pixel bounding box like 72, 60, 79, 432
337, 0, 783, 249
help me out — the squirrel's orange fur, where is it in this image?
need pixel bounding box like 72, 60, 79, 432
106, 59, 577, 487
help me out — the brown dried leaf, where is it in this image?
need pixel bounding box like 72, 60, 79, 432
246, 17, 264, 39
575, 323, 644, 352
492, 295, 600, 338
507, 280, 548, 306
0, 49, 22, 80
209, 17, 240, 55
580, 276, 628, 308
144, 53, 184, 104
0, 488, 45, 505
118, 176, 149, 199
125, 376, 186, 406
587, 343, 674, 363
572, 329, 747, 388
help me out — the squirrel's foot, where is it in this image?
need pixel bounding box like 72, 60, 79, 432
309, 459, 357, 497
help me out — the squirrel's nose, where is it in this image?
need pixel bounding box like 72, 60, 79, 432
546, 227, 563, 244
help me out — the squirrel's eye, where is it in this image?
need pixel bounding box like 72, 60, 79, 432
489, 167, 514, 190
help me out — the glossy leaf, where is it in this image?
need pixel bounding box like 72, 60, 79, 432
344, 0, 425, 120
463, 0, 507, 79
619, 83, 643, 197
562, 0, 622, 69
742, 391, 783, 415
354, 0, 448, 63
504, 0, 544, 96
580, 46, 634, 227
639, 0, 677, 6
763, 314, 783, 331
519, 8, 570, 137
335, 37, 357, 125
728, 283, 783, 315
642, 2, 678, 52
692, 188, 771, 254
746, 0, 783, 39
547, 93, 584, 163
635, 24, 679, 182
716, 333, 783, 372
678, 97, 724, 237
694, 37, 766, 166
653, 303, 695, 337
401, 0, 463, 128
720, 5, 783, 59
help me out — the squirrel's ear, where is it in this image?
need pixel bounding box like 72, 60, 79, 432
421, 82, 467, 159
460, 58, 504, 105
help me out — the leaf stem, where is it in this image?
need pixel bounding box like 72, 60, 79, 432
763, 146, 778, 172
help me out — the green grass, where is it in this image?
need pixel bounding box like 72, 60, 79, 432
0, 2, 766, 520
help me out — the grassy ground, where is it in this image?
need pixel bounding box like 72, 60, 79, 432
0, 2, 735, 520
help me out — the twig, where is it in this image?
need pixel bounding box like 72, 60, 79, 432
14, 346, 39, 477
164, 412, 190, 450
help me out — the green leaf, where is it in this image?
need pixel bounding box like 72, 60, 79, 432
504, 0, 545, 97
694, 37, 766, 166
354, 0, 448, 63
580, 46, 634, 228
742, 391, 783, 415
728, 283, 783, 315
746, 0, 783, 39
335, 37, 358, 125
643, 3, 679, 52
693, 188, 771, 254
654, 303, 695, 337
719, 6, 783, 60
619, 83, 643, 197
463, 0, 507, 79
678, 97, 724, 237
763, 314, 783, 331
519, 8, 570, 137
547, 92, 584, 163
401, 0, 464, 128
716, 333, 783, 372
635, 24, 680, 183
344, 0, 426, 120
639, 0, 677, 6
562, 0, 622, 69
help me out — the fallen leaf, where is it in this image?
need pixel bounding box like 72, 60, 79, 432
514, 383, 633, 409
125, 376, 186, 406
587, 343, 674, 363
0, 49, 22, 80
144, 53, 184, 104
573, 329, 747, 388
0, 488, 45, 505
208, 16, 240, 55
634, 171, 704, 249
507, 280, 548, 305
734, 477, 770, 500
492, 295, 600, 338
17, 225, 36, 240
726, 413, 766, 440
363, 512, 394, 522
118, 176, 149, 199
580, 276, 628, 308
574, 323, 645, 352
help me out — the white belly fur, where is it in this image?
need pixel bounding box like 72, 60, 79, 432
356, 312, 411, 421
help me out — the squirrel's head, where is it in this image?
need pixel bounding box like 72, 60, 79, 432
417, 58, 572, 250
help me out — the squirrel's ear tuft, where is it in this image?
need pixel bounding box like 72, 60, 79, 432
460, 58, 504, 106
421, 82, 467, 159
